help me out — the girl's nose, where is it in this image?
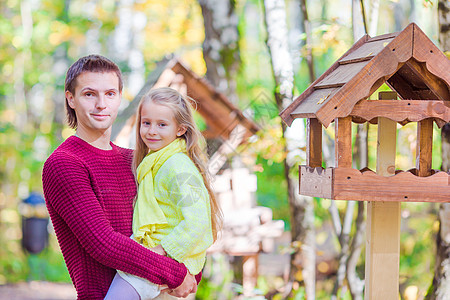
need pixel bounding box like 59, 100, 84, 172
147, 125, 157, 135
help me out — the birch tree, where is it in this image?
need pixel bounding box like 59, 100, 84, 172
262, 0, 315, 298
427, 1, 450, 297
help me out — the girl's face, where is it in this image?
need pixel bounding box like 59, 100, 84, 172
139, 101, 186, 152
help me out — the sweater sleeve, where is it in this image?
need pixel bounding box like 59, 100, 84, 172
42, 151, 187, 289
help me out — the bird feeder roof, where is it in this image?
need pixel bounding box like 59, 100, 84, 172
280, 23, 450, 128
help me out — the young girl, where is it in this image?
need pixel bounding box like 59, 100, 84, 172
106, 87, 222, 300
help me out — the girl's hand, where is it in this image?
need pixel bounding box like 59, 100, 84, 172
150, 244, 166, 256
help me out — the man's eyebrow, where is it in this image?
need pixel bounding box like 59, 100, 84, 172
80, 87, 119, 92
80, 87, 96, 92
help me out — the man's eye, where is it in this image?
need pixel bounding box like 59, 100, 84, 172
107, 92, 116, 97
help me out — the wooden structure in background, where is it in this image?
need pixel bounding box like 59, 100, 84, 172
112, 56, 259, 149
280, 23, 450, 298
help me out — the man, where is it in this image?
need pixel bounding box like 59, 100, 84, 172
42, 55, 197, 299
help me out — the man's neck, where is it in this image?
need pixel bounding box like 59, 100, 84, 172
75, 127, 113, 150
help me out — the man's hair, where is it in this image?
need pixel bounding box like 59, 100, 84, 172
64, 54, 123, 129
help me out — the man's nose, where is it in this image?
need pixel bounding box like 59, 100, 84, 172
96, 95, 107, 109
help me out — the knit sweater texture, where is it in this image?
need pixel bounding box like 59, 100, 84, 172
42, 136, 190, 299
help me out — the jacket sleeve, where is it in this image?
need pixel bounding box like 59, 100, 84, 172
42, 151, 187, 289
159, 157, 213, 274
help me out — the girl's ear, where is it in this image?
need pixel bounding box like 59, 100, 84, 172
177, 125, 187, 137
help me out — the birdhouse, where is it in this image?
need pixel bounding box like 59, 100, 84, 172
280, 23, 450, 298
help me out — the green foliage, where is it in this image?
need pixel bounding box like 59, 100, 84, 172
0, 0, 444, 297
255, 157, 290, 229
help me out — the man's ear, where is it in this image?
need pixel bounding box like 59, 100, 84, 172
66, 91, 75, 109
177, 125, 187, 137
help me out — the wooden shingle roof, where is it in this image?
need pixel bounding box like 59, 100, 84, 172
280, 23, 450, 127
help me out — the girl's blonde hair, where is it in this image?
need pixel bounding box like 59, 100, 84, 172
133, 87, 222, 241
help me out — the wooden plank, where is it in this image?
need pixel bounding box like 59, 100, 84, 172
367, 32, 400, 42
315, 24, 414, 127
315, 61, 369, 89
412, 23, 450, 90
339, 37, 396, 64
365, 116, 400, 299
350, 100, 450, 124
378, 91, 397, 101
290, 87, 340, 118
387, 67, 435, 100
307, 118, 322, 167
299, 166, 333, 198
416, 118, 433, 177
335, 117, 352, 168
405, 59, 450, 101
299, 166, 450, 202
333, 168, 450, 202
280, 34, 370, 126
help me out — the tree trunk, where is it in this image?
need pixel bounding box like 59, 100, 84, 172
262, 0, 315, 298
299, 0, 315, 82
198, 0, 240, 104
427, 124, 450, 299
426, 2, 450, 298
438, 0, 450, 53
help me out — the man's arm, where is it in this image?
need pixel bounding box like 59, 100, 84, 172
42, 152, 188, 289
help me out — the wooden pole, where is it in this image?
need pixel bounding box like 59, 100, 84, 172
416, 118, 433, 177
242, 254, 258, 296
335, 116, 353, 168
307, 118, 322, 168
365, 91, 400, 299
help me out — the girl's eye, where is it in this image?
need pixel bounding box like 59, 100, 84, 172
159, 123, 167, 127
85, 92, 93, 97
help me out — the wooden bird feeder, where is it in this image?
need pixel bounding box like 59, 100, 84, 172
280, 23, 450, 298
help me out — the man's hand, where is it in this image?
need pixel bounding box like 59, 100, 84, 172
162, 272, 197, 298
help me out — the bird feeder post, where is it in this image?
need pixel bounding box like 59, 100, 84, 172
365, 93, 400, 298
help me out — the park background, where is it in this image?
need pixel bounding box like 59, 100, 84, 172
0, 0, 448, 299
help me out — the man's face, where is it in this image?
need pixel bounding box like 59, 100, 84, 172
66, 71, 121, 136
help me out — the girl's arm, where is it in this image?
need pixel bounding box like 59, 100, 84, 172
159, 156, 214, 274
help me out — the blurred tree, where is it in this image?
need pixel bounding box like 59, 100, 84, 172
262, 0, 315, 298
329, 0, 374, 298
198, 0, 240, 103
426, 1, 450, 298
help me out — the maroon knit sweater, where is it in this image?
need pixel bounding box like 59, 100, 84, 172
42, 136, 193, 299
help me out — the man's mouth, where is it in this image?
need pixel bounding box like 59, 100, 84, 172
91, 114, 109, 120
